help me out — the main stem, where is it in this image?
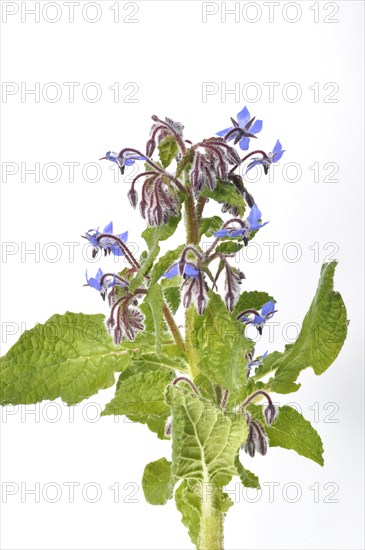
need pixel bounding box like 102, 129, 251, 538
183, 178, 226, 550
198, 485, 225, 550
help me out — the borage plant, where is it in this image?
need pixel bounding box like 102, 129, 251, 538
0, 107, 348, 550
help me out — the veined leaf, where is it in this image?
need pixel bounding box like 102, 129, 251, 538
166, 385, 248, 486
192, 292, 253, 390
142, 458, 173, 505
202, 181, 246, 216
268, 261, 348, 393
102, 364, 175, 439
158, 135, 178, 168
249, 404, 324, 466
0, 312, 130, 406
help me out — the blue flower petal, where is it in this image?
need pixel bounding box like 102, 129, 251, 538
214, 229, 229, 238
237, 106, 250, 127
272, 140, 282, 154
247, 204, 261, 226
273, 148, 285, 162
246, 159, 262, 174
104, 221, 113, 234
164, 264, 179, 278
119, 231, 128, 243
216, 126, 233, 137
261, 300, 275, 317
184, 263, 200, 277
252, 314, 265, 326
230, 229, 245, 237
239, 137, 250, 151
250, 119, 263, 134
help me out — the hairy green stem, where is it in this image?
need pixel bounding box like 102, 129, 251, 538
162, 303, 186, 352
198, 485, 225, 550
185, 188, 199, 245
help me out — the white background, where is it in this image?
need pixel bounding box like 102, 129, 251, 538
0, 1, 364, 549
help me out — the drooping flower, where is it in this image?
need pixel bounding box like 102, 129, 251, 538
85, 269, 127, 300
214, 204, 268, 240
237, 300, 277, 335
246, 350, 268, 378
216, 106, 263, 151
83, 222, 128, 258
100, 150, 144, 175
246, 140, 285, 174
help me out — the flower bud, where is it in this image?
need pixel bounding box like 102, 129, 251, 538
264, 402, 278, 426
146, 138, 156, 157
127, 188, 138, 209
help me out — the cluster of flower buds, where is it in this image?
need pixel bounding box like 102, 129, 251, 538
146, 115, 185, 158
241, 390, 279, 457
243, 413, 268, 457
139, 175, 180, 226
83, 222, 147, 344
106, 295, 145, 344
189, 138, 241, 197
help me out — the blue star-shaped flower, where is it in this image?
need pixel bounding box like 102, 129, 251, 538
100, 151, 144, 174
246, 140, 285, 174
238, 300, 277, 334
83, 222, 128, 257
214, 204, 268, 239
216, 106, 263, 151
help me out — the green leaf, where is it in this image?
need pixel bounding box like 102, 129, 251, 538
150, 245, 185, 285
232, 290, 274, 318
0, 312, 130, 406
142, 458, 173, 505
268, 261, 348, 393
249, 404, 324, 466
199, 216, 224, 238
163, 286, 181, 315
166, 385, 248, 486
132, 352, 186, 373
158, 135, 179, 168
143, 285, 164, 353
142, 214, 181, 251
192, 292, 253, 390
202, 181, 246, 216
215, 241, 243, 255
175, 480, 233, 546
234, 454, 260, 489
